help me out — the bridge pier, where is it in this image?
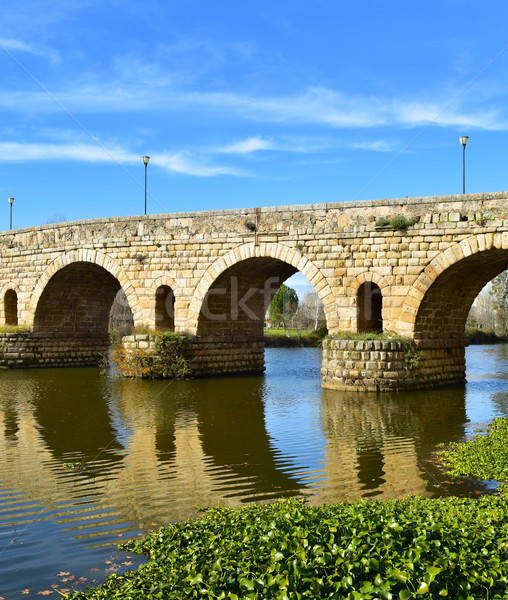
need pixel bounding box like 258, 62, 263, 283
120, 333, 266, 377
321, 337, 467, 392
0, 331, 107, 368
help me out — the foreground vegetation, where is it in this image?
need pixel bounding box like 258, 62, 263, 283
70, 490, 508, 600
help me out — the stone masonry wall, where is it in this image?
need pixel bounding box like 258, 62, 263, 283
0, 191, 507, 388
120, 334, 265, 377
0, 191, 507, 338
321, 338, 467, 391
0, 332, 107, 368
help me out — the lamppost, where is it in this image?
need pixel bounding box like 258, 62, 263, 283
8, 197, 14, 230
459, 136, 469, 194
142, 156, 150, 215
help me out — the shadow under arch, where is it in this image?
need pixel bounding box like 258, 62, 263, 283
398, 236, 508, 339
28, 250, 141, 328
184, 243, 336, 375
152, 276, 178, 331
29, 251, 141, 366
187, 242, 337, 335
350, 272, 389, 333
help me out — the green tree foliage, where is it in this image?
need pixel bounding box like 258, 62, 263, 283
490, 271, 508, 335
268, 284, 298, 329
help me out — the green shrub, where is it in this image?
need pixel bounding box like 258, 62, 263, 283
111, 332, 191, 379
375, 216, 390, 227
376, 216, 416, 230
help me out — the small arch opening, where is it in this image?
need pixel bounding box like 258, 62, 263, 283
155, 285, 175, 331
109, 289, 134, 337
357, 282, 383, 333
4, 289, 18, 326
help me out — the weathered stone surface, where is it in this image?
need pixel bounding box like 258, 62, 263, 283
0, 191, 507, 388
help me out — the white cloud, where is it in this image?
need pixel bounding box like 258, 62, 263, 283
352, 140, 397, 152
0, 141, 247, 177
0, 80, 504, 131
152, 153, 247, 177
215, 137, 273, 154
0, 37, 61, 64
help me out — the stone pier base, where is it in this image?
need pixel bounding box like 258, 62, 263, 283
121, 333, 266, 377
0, 331, 107, 368
321, 337, 467, 392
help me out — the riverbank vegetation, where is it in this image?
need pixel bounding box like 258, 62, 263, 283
438, 416, 508, 484
69, 493, 508, 599
264, 326, 327, 347
466, 270, 508, 342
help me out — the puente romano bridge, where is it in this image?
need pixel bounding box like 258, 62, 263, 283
1, 191, 507, 391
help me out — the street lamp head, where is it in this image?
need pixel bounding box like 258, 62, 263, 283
142, 155, 150, 165
459, 136, 469, 147
8, 197, 14, 205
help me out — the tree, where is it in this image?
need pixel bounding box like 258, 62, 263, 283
268, 284, 298, 329
297, 290, 325, 330
490, 271, 508, 335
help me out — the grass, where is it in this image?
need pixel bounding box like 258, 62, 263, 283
325, 330, 407, 342
0, 324, 31, 333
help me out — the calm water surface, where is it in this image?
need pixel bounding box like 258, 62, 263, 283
1, 345, 508, 598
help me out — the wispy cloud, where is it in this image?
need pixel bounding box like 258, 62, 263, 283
0, 37, 61, 64
0, 79, 504, 131
0, 141, 246, 177
351, 140, 397, 152
152, 153, 247, 177
215, 137, 273, 154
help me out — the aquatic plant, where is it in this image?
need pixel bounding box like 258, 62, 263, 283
69, 495, 508, 599
438, 417, 508, 483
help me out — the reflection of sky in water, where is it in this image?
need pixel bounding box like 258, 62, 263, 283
465, 345, 508, 434
262, 348, 328, 482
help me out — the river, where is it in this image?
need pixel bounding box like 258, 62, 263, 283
0, 344, 507, 598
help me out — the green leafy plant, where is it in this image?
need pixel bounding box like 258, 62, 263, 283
402, 339, 421, 370
69, 495, 508, 599
376, 216, 416, 230
438, 417, 508, 483
111, 332, 191, 379
326, 331, 407, 341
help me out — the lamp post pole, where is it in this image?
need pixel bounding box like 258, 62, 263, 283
459, 136, 469, 194
142, 156, 150, 215
8, 197, 14, 230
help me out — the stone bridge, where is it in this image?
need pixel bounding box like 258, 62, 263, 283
1, 191, 507, 391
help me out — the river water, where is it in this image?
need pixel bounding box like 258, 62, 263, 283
0, 344, 507, 598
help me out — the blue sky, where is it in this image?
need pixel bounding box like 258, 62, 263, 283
1, 1, 508, 230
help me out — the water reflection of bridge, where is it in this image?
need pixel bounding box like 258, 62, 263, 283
0, 371, 470, 530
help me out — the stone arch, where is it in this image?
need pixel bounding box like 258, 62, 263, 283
0, 282, 21, 326
4, 289, 18, 326
27, 250, 142, 328
349, 272, 389, 333
397, 233, 508, 339
186, 242, 337, 335
152, 275, 177, 331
